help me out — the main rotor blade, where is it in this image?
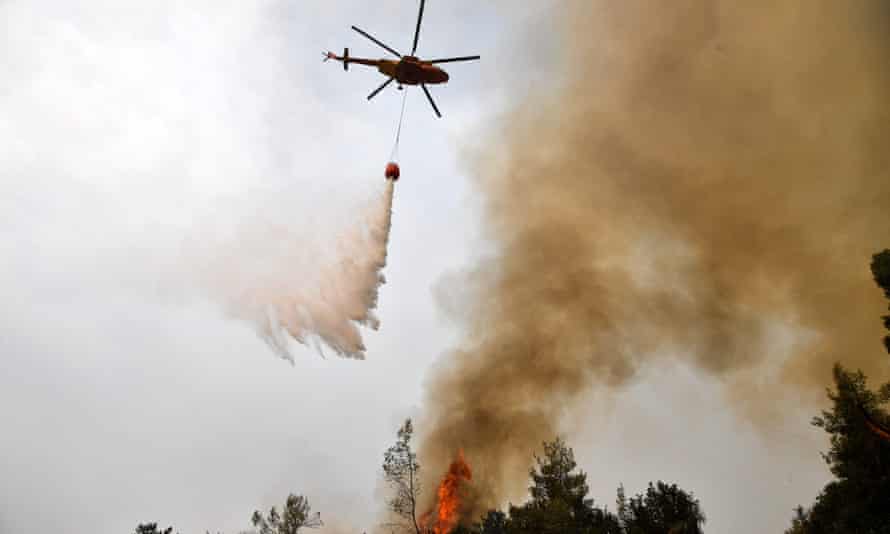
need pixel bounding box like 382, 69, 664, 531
428, 55, 481, 64
351, 26, 401, 58
411, 0, 425, 55
367, 77, 395, 100
421, 83, 441, 118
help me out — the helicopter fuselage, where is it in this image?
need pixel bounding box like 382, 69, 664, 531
338, 55, 449, 85
381, 56, 449, 85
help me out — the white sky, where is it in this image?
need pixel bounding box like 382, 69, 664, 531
0, 2, 830, 533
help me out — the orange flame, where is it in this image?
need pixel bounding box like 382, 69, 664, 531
421, 450, 473, 534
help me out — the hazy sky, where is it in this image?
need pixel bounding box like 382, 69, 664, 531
0, 2, 844, 533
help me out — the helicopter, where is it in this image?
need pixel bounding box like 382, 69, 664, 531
324, 0, 480, 118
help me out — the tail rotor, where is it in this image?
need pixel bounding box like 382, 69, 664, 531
322, 48, 350, 70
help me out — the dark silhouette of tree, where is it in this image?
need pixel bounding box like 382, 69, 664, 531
251, 494, 322, 534
451, 510, 509, 534
785, 365, 890, 533
478, 510, 509, 534
616, 482, 705, 534
134, 523, 174, 534
382, 418, 424, 534
785, 506, 808, 534
871, 249, 890, 354
785, 250, 890, 532
506, 437, 620, 534
528, 438, 592, 508
459, 437, 706, 534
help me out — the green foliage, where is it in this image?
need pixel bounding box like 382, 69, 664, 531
527, 437, 592, 509
871, 249, 890, 354
786, 365, 890, 534
616, 482, 704, 534
506, 437, 620, 534
382, 418, 423, 534
464, 438, 701, 534
251, 494, 322, 534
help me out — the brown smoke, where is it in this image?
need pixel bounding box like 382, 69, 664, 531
418, 0, 890, 518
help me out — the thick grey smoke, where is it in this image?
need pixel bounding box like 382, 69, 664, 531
417, 0, 890, 519
188, 180, 395, 361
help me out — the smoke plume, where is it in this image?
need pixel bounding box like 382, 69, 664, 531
418, 0, 890, 518
189, 180, 394, 361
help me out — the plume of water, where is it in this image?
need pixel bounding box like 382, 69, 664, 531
190, 180, 395, 361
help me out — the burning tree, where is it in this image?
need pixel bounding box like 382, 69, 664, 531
420, 451, 473, 534
383, 419, 474, 534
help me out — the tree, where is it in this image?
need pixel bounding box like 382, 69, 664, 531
783, 250, 890, 532
450, 510, 508, 534
528, 437, 592, 509
478, 510, 508, 534
506, 437, 620, 534
456, 438, 706, 534
251, 494, 322, 534
134, 524, 174, 534
871, 249, 890, 354
383, 418, 424, 534
785, 506, 808, 534
785, 365, 890, 533
616, 482, 705, 534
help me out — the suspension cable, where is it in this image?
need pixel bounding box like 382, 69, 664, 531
389, 89, 409, 162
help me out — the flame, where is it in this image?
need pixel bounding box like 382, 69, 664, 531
422, 450, 473, 534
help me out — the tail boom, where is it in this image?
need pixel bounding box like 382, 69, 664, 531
325, 49, 381, 70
